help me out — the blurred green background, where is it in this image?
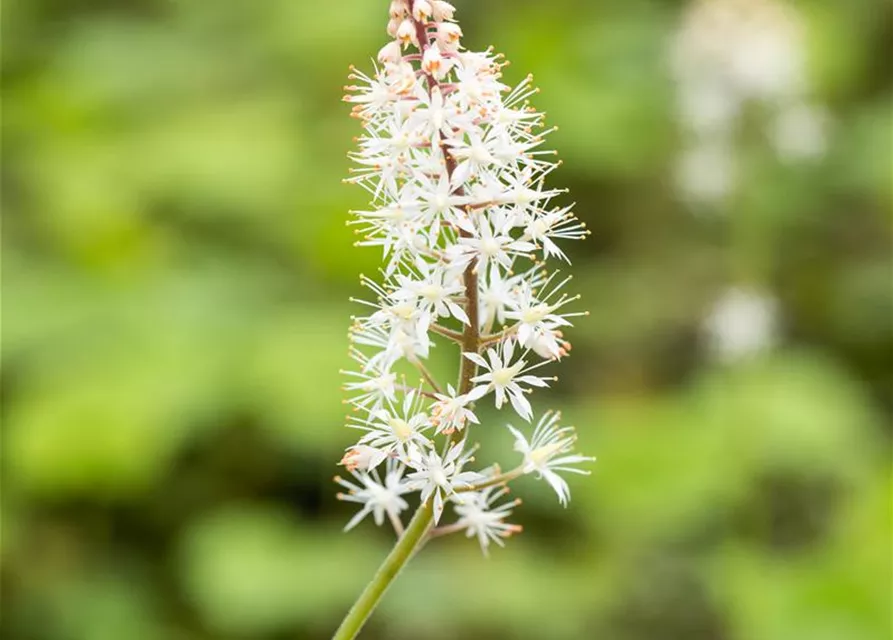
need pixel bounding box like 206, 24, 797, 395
2, 0, 891, 639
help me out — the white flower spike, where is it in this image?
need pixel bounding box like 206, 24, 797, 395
334, 2, 592, 634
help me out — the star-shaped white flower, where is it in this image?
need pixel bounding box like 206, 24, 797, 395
451, 484, 522, 555
350, 391, 433, 461
430, 384, 487, 434
405, 442, 483, 523
465, 339, 553, 421
506, 411, 594, 506
336, 459, 412, 531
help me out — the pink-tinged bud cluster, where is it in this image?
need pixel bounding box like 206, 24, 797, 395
336, 0, 592, 553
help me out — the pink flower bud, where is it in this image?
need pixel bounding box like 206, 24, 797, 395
396, 18, 417, 47
436, 22, 462, 49
431, 0, 456, 21
377, 40, 403, 64
412, 0, 432, 22
389, 0, 408, 19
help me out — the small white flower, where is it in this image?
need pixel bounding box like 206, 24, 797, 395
466, 339, 554, 421
342, 348, 398, 411
339, 444, 389, 473
406, 442, 483, 523
452, 485, 522, 555
478, 265, 546, 331
336, 459, 412, 531
507, 411, 593, 506
430, 384, 487, 434
521, 206, 589, 262
456, 212, 536, 277
392, 262, 469, 326
504, 274, 584, 360
350, 391, 433, 461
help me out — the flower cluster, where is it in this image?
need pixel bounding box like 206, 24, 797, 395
335, 0, 592, 554
671, 0, 829, 206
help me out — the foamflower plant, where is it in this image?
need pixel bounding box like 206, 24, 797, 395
332, 2, 593, 637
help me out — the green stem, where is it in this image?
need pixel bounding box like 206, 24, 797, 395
331, 502, 434, 640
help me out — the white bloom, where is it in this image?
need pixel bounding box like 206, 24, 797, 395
430, 384, 487, 434
339, 444, 389, 473
342, 348, 398, 411
452, 485, 522, 555
478, 265, 546, 331
523, 207, 588, 262
350, 391, 433, 461
466, 339, 554, 421
436, 22, 462, 50
406, 442, 483, 523
456, 212, 537, 276
507, 412, 593, 506
504, 274, 584, 360
336, 459, 412, 531
392, 262, 469, 326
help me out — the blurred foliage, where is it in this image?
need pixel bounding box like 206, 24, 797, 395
2, 0, 891, 639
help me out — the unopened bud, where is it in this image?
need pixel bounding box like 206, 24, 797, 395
389, 0, 408, 19
432, 0, 456, 21
437, 22, 462, 49
396, 19, 417, 47
378, 40, 402, 64
412, 0, 432, 21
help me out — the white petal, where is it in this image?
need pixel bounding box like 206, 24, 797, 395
433, 490, 445, 524
463, 352, 489, 369
542, 469, 571, 506
466, 385, 489, 402
344, 505, 372, 532
508, 390, 533, 422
